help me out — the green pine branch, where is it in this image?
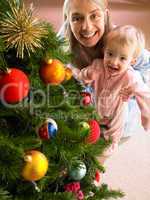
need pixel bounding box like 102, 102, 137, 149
0, 188, 12, 200
87, 184, 125, 199
0, 136, 23, 182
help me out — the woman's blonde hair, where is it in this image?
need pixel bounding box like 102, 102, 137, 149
59, 0, 112, 68
105, 25, 145, 59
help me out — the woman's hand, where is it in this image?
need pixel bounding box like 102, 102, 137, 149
120, 87, 133, 102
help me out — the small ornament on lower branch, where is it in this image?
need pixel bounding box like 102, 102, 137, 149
64, 182, 84, 200
80, 91, 92, 106
65, 67, 72, 81
79, 121, 90, 136
69, 162, 87, 181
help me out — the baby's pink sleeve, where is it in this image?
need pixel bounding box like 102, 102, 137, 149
78, 59, 102, 84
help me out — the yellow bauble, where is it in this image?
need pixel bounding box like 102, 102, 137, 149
39, 59, 66, 85
65, 68, 72, 81
22, 150, 48, 181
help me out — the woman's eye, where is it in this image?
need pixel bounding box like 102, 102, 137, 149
72, 16, 82, 22
90, 13, 100, 20
91, 14, 96, 19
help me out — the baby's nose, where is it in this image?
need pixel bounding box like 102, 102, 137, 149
111, 58, 118, 66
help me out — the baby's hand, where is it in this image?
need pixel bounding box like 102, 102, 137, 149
120, 87, 133, 102
71, 67, 80, 79
100, 117, 110, 125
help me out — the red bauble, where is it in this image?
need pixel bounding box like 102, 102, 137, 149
81, 92, 92, 106
0, 68, 30, 103
85, 120, 100, 144
95, 170, 101, 182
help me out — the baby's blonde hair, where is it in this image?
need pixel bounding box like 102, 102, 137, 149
105, 25, 145, 59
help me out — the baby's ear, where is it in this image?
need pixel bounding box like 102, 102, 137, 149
130, 58, 137, 66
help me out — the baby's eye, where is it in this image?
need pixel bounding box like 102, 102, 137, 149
107, 52, 113, 57
120, 56, 127, 61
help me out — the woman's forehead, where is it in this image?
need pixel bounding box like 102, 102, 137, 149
69, 0, 104, 16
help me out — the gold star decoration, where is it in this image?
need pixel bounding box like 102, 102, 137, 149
0, 0, 48, 59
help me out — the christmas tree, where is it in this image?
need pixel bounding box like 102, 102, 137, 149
0, 1, 124, 199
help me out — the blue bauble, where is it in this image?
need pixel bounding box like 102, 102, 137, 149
47, 118, 58, 137
38, 118, 58, 140
69, 162, 87, 181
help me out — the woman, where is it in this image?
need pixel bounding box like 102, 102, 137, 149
58, 0, 150, 137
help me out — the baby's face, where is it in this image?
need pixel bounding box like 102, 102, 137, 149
104, 40, 135, 74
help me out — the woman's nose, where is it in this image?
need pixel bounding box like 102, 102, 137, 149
81, 17, 92, 31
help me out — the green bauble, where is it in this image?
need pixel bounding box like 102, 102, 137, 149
79, 122, 90, 136
69, 162, 87, 181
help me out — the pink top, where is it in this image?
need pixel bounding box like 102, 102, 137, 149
76, 59, 150, 156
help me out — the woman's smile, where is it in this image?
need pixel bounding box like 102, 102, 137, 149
80, 31, 97, 38
79, 31, 100, 46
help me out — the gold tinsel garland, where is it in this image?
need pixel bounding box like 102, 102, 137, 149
0, 0, 48, 59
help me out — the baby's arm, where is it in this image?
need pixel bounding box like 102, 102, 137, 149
72, 59, 103, 84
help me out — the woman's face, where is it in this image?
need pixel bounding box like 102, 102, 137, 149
68, 0, 105, 47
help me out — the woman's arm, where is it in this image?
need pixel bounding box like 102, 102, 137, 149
133, 49, 150, 84
128, 71, 150, 131
134, 84, 150, 131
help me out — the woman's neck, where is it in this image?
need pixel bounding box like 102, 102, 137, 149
72, 41, 104, 68
83, 43, 104, 60
84, 46, 98, 56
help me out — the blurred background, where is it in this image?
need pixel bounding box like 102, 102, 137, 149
25, 0, 150, 49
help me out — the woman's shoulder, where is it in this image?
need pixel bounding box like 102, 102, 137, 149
133, 49, 150, 70
132, 49, 150, 84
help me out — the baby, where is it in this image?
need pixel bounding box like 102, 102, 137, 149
73, 25, 150, 158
